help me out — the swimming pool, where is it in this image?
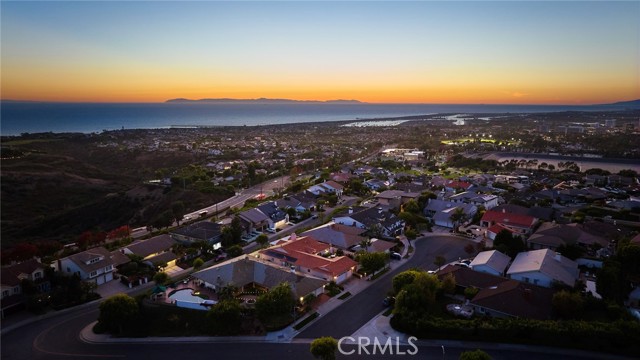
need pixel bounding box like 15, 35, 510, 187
168, 288, 216, 311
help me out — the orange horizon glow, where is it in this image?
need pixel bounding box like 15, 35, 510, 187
2, 2, 639, 106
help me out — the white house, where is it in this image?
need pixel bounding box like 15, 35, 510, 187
448, 191, 499, 210
334, 206, 405, 238
307, 180, 344, 198
506, 249, 579, 288
469, 250, 511, 277
58, 247, 122, 285
424, 199, 477, 228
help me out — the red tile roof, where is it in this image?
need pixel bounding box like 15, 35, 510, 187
446, 180, 472, 189
260, 236, 357, 277
482, 210, 537, 228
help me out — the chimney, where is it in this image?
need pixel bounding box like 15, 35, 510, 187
290, 233, 297, 242
348, 207, 353, 214
502, 208, 506, 213
555, 252, 562, 261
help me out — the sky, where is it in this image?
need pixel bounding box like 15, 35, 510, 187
1, 1, 639, 104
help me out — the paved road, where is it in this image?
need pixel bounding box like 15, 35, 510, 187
2, 304, 624, 360
183, 175, 290, 221
296, 234, 471, 339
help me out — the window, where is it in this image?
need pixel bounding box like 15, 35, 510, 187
533, 279, 539, 285
89, 271, 98, 278
34, 271, 42, 279
523, 277, 530, 283
2, 290, 9, 298
66, 267, 71, 273
104, 265, 113, 272
13, 286, 20, 294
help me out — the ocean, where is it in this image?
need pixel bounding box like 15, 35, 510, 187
0, 102, 631, 136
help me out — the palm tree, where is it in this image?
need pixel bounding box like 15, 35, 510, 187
359, 239, 372, 253
449, 207, 468, 233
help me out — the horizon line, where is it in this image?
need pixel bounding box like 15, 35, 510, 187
2, 98, 638, 106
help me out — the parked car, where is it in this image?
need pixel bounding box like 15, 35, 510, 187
390, 252, 402, 260
383, 296, 396, 307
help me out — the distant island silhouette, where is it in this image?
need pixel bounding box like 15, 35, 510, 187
165, 98, 364, 104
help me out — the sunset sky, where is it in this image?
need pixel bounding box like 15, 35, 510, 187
1, 1, 639, 104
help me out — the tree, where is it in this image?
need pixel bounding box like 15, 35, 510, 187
256, 234, 269, 248
394, 271, 441, 317
449, 207, 468, 233
442, 273, 456, 295
192, 257, 204, 270
217, 284, 239, 302
207, 300, 242, 335
618, 169, 638, 178
256, 282, 296, 328
226, 245, 243, 258
464, 286, 479, 299
310, 337, 338, 360
153, 272, 169, 285
98, 294, 139, 334
493, 230, 525, 258
152, 210, 174, 230
464, 243, 475, 256
230, 216, 244, 243
392, 270, 421, 294
459, 349, 492, 360
434, 255, 446, 271
359, 239, 372, 253
358, 252, 388, 275
552, 290, 584, 319
402, 199, 421, 214
171, 201, 186, 225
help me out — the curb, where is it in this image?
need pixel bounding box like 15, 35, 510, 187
79, 321, 274, 344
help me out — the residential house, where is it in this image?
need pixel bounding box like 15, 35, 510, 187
257, 201, 289, 229
444, 180, 473, 192
238, 208, 271, 234
301, 222, 368, 250
469, 250, 511, 277
351, 238, 396, 253
330, 172, 354, 184
306, 181, 344, 198
1, 259, 50, 317
375, 190, 420, 211
471, 280, 555, 320
480, 209, 538, 240
334, 206, 405, 238
506, 249, 579, 288
493, 204, 555, 222
394, 182, 429, 193
192, 256, 327, 299
608, 200, 640, 211
448, 191, 499, 210
258, 234, 358, 284
527, 222, 608, 251
58, 247, 123, 285
123, 234, 179, 268
424, 199, 477, 228
170, 221, 222, 248
436, 265, 508, 291
364, 179, 388, 191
